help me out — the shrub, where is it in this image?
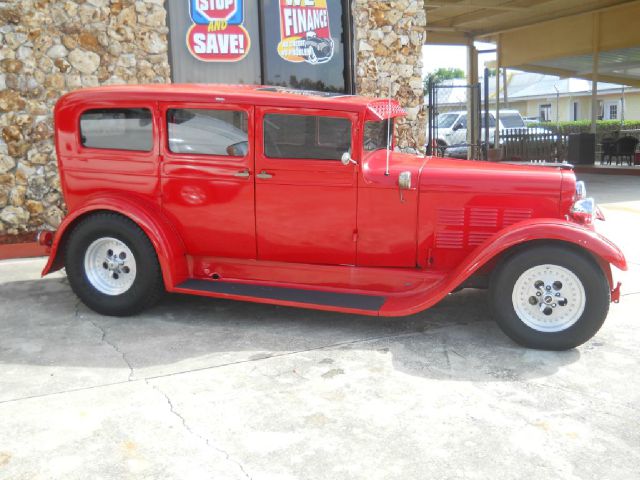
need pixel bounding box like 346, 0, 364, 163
529, 120, 640, 134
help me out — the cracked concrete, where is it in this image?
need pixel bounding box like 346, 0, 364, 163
0, 173, 639, 479
86, 314, 135, 382
149, 381, 253, 480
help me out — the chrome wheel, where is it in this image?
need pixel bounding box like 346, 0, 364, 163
512, 264, 586, 333
83, 237, 137, 296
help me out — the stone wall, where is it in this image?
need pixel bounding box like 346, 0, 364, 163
353, 0, 426, 152
0, 0, 171, 236
0, 0, 427, 236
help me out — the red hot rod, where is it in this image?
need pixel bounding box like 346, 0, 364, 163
40, 84, 626, 350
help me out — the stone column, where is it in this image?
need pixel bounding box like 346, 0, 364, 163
0, 0, 171, 236
353, 0, 427, 152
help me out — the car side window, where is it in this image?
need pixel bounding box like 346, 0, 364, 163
80, 108, 153, 151
455, 115, 468, 129
264, 113, 351, 160
167, 109, 249, 156
481, 113, 497, 128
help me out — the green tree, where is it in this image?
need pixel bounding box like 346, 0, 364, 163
423, 67, 466, 94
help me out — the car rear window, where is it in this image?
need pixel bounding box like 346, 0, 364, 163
167, 109, 249, 156
80, 108, 153, 151
263, 114, 351, 160
500, 113, 525, 128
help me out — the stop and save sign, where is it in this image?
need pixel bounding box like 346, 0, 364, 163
195, 0, 238, 22
187, 0, 250, 62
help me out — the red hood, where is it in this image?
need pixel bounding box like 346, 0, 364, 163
419, 156, 564, 198
361, 152, 565, 199
361, 150, 428, 189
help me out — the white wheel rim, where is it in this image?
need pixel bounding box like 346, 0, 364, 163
512, 264, 586, 333
84, 237, 137, 296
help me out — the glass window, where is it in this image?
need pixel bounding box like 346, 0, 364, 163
264, 114, 351, 160
80, 108, 153, 151
261, 0, 350, 93
437, 113, 459, 129
598, 100, 604, 120
167, 109, 249, 156
539, 104, 552, 122
481, 113, 496, 128
166, 1, 262, 84
364, 119, 394, 152
500, 112, 525, 128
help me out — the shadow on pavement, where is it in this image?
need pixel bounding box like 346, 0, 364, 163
0, 276, 580, 390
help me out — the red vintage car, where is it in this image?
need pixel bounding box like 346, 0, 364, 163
40, 84, 626, 350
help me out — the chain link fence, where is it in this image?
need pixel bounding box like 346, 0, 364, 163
425, 80, 482, 159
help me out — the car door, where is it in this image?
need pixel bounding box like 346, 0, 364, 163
254, 107, 358, 265
450, 114, 468, 145
63, 104, 160, 210
159, 102, 256, 258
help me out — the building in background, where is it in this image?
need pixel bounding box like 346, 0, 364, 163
430, 71, 635, 124
0, 1, 426, 236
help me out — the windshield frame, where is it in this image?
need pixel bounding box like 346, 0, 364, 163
363, 118, 395, 153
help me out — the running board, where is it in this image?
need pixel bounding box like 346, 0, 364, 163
177, 279, 386, 312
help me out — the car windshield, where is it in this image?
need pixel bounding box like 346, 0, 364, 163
500, 112, 525, 128
437, 113, 459, 128
363, 119, 394, 152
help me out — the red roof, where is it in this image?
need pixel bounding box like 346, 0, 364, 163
57, 84, 406, 119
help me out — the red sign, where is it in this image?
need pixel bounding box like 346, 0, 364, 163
187, 23, 250, 62
277, 0, 334, 65
187, 0, 249, 63
195, 0, 238, 22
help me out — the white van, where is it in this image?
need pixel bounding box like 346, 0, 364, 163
434, 109, 550, 148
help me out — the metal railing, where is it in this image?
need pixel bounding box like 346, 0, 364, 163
501, 129, 568, 163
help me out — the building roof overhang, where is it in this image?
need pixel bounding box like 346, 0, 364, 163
425, 0, 640, 87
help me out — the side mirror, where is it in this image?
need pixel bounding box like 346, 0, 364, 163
341, 152, 356, 166
452, 123, 463, 131
226, 141, 248, 157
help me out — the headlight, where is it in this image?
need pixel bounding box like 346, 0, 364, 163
575, 180, 586, 200
570, 197, 595, 225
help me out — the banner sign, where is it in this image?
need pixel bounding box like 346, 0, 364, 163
277, 0, 335, 65
187, 0, 251, 62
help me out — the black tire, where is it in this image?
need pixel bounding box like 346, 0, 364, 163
489, 244, 610, 350
65, 212, 164, 316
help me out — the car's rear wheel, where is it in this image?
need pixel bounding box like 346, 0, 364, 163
489, 245, 610, 350
65, 212, 164, 316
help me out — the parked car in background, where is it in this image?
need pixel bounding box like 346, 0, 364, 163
39, 84, 626, 350
433, 109, 552, 149
443, 143, 486, 160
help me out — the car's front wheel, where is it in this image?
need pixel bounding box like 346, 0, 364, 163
65, 213, 164, 316
489, 244, 610, 350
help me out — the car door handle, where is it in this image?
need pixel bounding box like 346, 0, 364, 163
256, 171, 273, 179
233, 169, 251, 178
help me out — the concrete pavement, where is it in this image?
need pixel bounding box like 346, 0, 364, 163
0, 173, 638, 479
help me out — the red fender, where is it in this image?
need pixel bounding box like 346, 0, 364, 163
42, 193, 189, 288
380, 219, 627, 317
